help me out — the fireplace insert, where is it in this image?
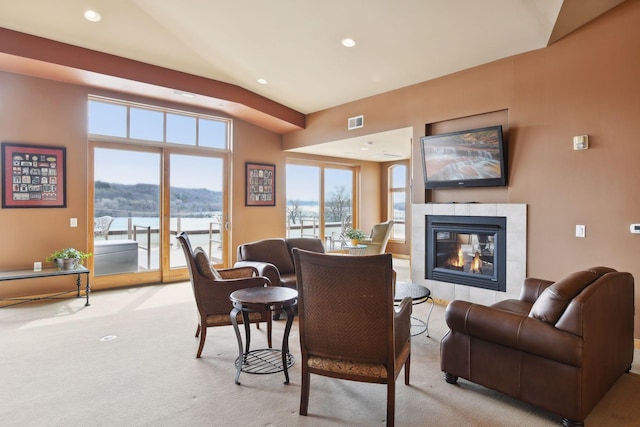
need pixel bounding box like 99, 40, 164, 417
425, 215, 506, 291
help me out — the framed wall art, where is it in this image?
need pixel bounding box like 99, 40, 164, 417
245, 162, 275, 206
1, 142, 67, 208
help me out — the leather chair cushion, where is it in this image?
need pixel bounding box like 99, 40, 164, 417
193, 247, 223, 281
240, 239, 295, 274
528, 270, 600, 324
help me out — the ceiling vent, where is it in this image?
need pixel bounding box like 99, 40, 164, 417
348, 115, 364, 130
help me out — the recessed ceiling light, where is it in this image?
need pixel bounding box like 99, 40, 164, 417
341, 38, 356, 48
257, 78, 268, 85
84, 10, 102, 22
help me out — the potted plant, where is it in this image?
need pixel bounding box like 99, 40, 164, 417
46, 247, 92, 270
345, 228, 367, 246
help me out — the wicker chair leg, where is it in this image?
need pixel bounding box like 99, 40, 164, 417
404, 356, 411, 385
387, 379, 395, 427
196, 327, 206, 358
300, 367, 310, 415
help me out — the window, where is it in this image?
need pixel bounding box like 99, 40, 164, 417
88, 97, 230, 148
389, 164, 407, 241
88, 96, 231, 285
286, 161, 356, 250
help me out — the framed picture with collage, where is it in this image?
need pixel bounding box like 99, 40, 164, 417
245, 162, 275, 206
1, 142, 67, 208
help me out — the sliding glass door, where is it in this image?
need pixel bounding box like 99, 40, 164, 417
92, 146, 162, 282
169, 153, 226, 270
91, 145, 228, 284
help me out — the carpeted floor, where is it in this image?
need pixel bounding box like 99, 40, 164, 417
1, 275, 638, 426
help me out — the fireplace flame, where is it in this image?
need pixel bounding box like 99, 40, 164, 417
471, 251, 482, 273
449, 248, 465, 268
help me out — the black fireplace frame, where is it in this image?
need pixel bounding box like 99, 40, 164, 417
425, 215, 507, 292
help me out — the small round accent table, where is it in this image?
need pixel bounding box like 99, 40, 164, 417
344, 244, 367, 256
230, 286, 298, 385
394, 281, 434, 337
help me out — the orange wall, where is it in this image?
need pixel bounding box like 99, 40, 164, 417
284, 1, 640, 336
1, 2, 638, 337
0, 72, 381, 297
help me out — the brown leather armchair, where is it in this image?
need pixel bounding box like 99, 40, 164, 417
440, 267, 634, 427
235, 237, 325, 290
235, 237, 325, 319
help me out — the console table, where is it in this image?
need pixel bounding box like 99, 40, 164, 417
0, 266, 90, 307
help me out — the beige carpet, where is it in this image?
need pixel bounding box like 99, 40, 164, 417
1, 280, 638, 427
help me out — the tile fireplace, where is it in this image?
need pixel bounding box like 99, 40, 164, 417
411, 203, 526, 305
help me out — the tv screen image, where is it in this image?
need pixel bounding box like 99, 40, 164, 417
420, 125, 507, 189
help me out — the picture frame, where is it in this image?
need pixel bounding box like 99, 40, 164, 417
1, 142, 67, 208
245, 162, 275, 206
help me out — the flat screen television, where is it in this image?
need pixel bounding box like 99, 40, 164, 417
420, 125, 507, 189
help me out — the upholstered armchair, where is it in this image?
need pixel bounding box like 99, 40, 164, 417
177, 232, 272, 358
360, 219, 394, 255
292, 249, 411, 427
235, 237, 325, 319
440, 267, 634, 427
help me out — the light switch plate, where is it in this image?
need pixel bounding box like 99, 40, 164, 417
70, 218, 78, 227
575, 224, 586, 238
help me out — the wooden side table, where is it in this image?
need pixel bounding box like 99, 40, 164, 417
230, 286, 298, 385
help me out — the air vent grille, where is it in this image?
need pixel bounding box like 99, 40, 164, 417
347, 115, 364, 130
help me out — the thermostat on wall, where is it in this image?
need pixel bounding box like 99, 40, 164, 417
630, 224, 640, 234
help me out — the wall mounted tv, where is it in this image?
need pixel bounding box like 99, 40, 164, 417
420, 125, 507, 189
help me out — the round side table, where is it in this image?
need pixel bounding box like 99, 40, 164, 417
393, 281, 434, 337
344, 244, 367, 255
230, 286, 298, 385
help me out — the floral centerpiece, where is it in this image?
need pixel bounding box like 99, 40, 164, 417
46, 247, 92, 270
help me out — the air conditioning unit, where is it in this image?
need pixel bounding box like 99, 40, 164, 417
347, 115, 364, 130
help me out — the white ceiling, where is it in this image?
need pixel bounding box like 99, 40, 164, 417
0, 0, 624, 161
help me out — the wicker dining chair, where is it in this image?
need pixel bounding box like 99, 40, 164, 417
177, 232, 272, 358
292, 249, 412, 427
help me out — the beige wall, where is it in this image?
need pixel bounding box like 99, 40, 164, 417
284, 1, 640, 336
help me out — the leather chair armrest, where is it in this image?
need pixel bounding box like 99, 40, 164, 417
446, 300, 582, 366
233, 261, 282, 286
